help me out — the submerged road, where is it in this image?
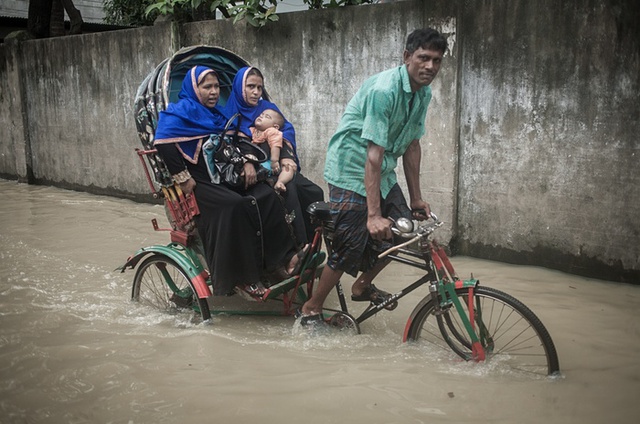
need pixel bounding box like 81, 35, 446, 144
0, 179, 639, 424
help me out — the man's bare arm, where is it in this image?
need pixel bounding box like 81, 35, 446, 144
403, 139, 431, 218
365, 142, 392, 239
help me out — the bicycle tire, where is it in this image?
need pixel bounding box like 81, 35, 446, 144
131, 254, 211, 321
406, 286, 559, 376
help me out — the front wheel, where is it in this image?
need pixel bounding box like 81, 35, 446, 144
406, 286, 559, 377
131, 254, 211, 321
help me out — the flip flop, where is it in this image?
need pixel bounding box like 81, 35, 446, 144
351, 284, 397, 310
235, 282, 267, 302
265, 244, 312, 284
289, 244, 311, 277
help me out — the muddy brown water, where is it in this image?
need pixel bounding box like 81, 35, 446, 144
1, 179, 639, 423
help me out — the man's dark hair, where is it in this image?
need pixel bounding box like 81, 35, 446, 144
405, 28, 448, 55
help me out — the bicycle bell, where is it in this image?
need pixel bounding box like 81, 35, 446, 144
395, 217, 414, 234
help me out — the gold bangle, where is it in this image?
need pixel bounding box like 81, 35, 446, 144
172, 169, 192, 184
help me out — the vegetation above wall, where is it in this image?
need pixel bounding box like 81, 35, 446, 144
104, 0, 376, 28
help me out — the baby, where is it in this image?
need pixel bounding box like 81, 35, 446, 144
250, 108, 297, 193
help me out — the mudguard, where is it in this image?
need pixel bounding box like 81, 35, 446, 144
402, 278, 479, 342
117, 244, 211, 298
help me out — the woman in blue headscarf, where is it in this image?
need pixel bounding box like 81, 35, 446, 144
154, 66, 302, 298
222, 66, 324, 245
222, 66, 297, 151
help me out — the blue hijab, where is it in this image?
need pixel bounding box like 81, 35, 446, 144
154, 66, 228, 163
222, 66, 298, 153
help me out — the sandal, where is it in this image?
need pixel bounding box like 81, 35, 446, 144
351, 284, 397, 310
235, 282, 267, 302
265, 244, 312, 284
288, 244, 311, 277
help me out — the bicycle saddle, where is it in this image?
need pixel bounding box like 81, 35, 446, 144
307, 201, 332, 223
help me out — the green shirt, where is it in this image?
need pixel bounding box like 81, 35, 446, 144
324, 65, 432, 198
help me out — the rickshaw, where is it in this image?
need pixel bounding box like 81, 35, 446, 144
119, 46, 560, 377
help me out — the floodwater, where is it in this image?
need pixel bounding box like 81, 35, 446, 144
0, 179, 639, 424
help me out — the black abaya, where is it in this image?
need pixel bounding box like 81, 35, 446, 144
156, 142, 297, 296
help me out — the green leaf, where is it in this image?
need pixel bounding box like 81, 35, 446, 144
145, 2, 165, 16
232, 11, 245, 24
246, 14, 258, 27
265, 5, 277, 17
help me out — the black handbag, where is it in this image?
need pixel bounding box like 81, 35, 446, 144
203, 114, 268, 188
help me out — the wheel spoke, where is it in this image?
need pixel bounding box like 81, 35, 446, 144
407, 286, 559, 376
131, 254, 210, 321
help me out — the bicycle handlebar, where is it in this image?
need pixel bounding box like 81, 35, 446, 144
379, 213, 443, 259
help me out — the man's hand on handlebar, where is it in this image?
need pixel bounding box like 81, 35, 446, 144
410, 200, 432, 221
367, 215, 393, 241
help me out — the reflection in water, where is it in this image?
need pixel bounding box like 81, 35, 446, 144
0, 179, 638, 423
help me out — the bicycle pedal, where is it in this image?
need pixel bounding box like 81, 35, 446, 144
384, 301, 399, 311
170, 293, 194, 308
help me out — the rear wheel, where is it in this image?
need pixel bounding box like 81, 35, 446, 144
132, 254, 211, 321
406, 286, 559, 377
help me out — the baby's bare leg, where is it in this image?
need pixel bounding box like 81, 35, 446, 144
275, 159, 296, 193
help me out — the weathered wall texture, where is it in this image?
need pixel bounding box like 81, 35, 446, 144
0, 43, 28, 181
179, 0, 459, 243
456, 0, 640, 282
4, 24, 175, 197
0, 0, 638, 282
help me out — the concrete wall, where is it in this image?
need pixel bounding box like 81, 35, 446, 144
1, 23, 175, 197
0, 0, 638, 282
0, 41, 29, 181
456, 0, 640, 282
